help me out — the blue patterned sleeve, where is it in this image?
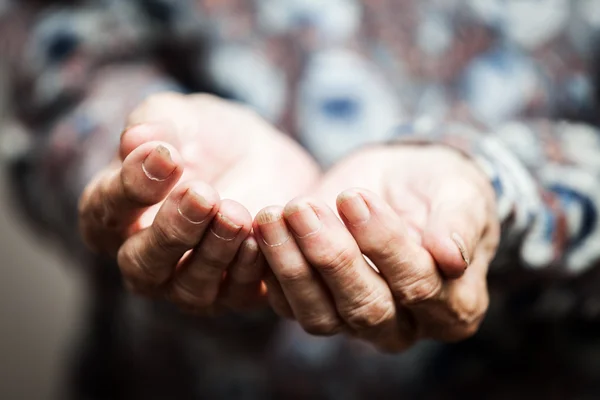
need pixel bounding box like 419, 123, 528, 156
0, 1, 189, 254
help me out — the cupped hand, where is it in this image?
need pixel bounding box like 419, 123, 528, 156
255, 144, 500, 351
78, 93, 320, 314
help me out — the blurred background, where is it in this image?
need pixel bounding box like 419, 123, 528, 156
0, 171, 84, 399
0, 60, 83, 399
0, 1, 599, 399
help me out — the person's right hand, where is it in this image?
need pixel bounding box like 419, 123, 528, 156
78, 93, 320, 314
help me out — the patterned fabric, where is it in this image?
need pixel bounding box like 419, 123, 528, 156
2, 0, 600, 398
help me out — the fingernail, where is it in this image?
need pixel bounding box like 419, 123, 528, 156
142, 145, 176, 181
338, 192, 370, 225
285, 203, 322, 238
256, 210, 289, 247
178, 188, 213, 224
451, 232, 470, 267
211, 213, 242, 241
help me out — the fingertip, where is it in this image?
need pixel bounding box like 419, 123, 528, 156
254, 206, 289, 248
176, 181, 220, 224
255, 206, 285, 225
283, 197, 325, 239
337, 188, 399, 225
123, 140, 183, 174
142, 144, 178, 181
336, 187, 380, 205
217, 200, 253, 232
117, 141, 184, 207
336, 187, 364, 206
423, 230, 470, 279
336, 189, 373, 226
283, 196, 311, 218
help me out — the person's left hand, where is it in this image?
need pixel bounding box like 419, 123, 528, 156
253, 144, 500, 351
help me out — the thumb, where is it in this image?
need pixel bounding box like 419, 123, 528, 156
422, 187, 488, 279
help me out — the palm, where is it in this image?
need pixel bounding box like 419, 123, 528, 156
132, 95, 320, 224
315, 145, 493, 248
314, 146, 426, 227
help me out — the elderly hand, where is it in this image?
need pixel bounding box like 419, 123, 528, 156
78, 93, 320, 314
254, 144, 499, 351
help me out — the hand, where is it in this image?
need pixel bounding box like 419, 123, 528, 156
78, 93, 320, 314
254, 144, 499, 351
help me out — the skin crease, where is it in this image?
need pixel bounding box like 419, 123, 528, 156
79, 92, 321, 313
79, 93, 500, 352
255, 144, 500, 351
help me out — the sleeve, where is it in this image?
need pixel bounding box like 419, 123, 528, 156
384, 0, 600, 321
0, 1, 206, 261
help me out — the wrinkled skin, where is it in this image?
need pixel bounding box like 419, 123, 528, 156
79, 93, 500, 350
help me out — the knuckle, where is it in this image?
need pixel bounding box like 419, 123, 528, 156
152, 223, 196, 254
313, 246, 357, 275
363, 234, 400, 264
276, 265, 310, 285
342, 292, 395, 332
117, 245, 166, 286
301, 316, 344, 336
373, 235, 399, 262
448, 285, 488, 329
394, 275, 443, 307
421, 284, 488, 343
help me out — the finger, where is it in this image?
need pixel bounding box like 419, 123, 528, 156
283, 197, 406, 349
421, 260, 488, 341
264, 269, 294, 319
428, 221, 498, 341
219, 235, 268, 310
422, 178, 493, 279
169, 200, 252, 309
227, 235, 264, 283
117, 181, 219, 290
255, 206, 343, 336
79, 141, 184, 253
336, 189, 442, 342
120, 122, 180, 161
